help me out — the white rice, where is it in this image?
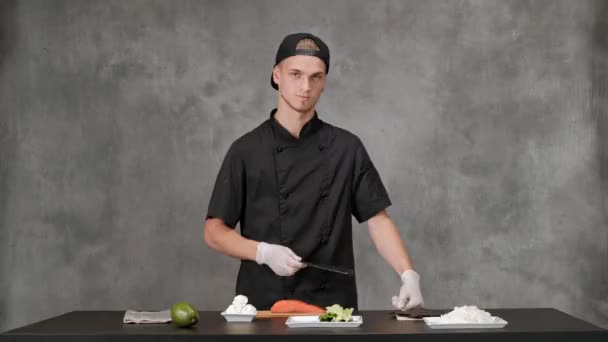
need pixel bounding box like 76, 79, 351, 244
224, 295, 257, 314
436, 305, 501, 323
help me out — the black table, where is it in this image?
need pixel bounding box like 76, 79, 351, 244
1, 309, 606, 342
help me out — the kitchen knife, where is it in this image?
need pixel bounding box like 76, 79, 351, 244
302, 262, 354, 276
390, 308, 449, 319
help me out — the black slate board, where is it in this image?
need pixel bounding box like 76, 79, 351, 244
2, 309, 606, 342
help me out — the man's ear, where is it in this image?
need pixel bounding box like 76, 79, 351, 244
272, 66, 280, 86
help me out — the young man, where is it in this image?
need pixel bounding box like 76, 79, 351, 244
204, 33, 423, 311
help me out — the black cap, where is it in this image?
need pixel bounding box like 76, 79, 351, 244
271, 33, 330, 90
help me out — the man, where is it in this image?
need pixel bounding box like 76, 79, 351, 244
204, 33, 423, 311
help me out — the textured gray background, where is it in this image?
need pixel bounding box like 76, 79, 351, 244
1, 0, 607, 332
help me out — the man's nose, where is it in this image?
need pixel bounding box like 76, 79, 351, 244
301, 78, 311, 92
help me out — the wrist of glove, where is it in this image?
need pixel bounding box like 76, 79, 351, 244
256, 242, 304, 277
392, 269, 424, 311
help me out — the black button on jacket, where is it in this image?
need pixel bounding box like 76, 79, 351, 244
207, 109, 391, 309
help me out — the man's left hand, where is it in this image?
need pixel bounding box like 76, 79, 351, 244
392, 269, 424, 311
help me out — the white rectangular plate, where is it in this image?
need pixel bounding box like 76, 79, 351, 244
221, 312, 256, 322
286, 315, 363, 328
423, 317, 508, 329
395, 315, 422, 321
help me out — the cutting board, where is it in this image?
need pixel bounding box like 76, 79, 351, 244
255, 310, 322, 318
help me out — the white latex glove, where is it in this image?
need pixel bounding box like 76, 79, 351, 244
255, 242, 305, 276
392, 269, 424, 311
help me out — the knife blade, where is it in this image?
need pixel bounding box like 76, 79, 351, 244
302, 262, 354, 276
390, 309, 449, 319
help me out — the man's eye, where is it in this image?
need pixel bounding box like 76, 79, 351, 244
313, 75, 321, 80
291, 73, 300, 77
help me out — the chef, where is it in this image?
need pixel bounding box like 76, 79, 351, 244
204, 33, 423, 312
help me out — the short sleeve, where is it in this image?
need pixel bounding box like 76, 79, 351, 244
351, 138, 392, 223
206, 143, 245, 228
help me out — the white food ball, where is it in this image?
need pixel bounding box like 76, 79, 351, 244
232, 295, 248, 307
241, 304, 257, 315
225, 304, 240, 314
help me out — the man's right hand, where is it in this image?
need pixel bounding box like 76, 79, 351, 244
255, 242, 305, 276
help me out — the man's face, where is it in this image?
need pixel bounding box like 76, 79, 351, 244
273, 55, 327, 114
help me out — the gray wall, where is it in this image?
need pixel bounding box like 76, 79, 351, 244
1, 0, 607, 332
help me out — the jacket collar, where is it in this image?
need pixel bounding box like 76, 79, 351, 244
268, 108, 322, 145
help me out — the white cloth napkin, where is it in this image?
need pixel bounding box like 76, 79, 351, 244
123, 309, 172, 324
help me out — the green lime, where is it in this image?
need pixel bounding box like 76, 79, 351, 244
171, 302, 199, 328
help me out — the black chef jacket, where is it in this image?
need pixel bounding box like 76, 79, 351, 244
206, 108, 391, 310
